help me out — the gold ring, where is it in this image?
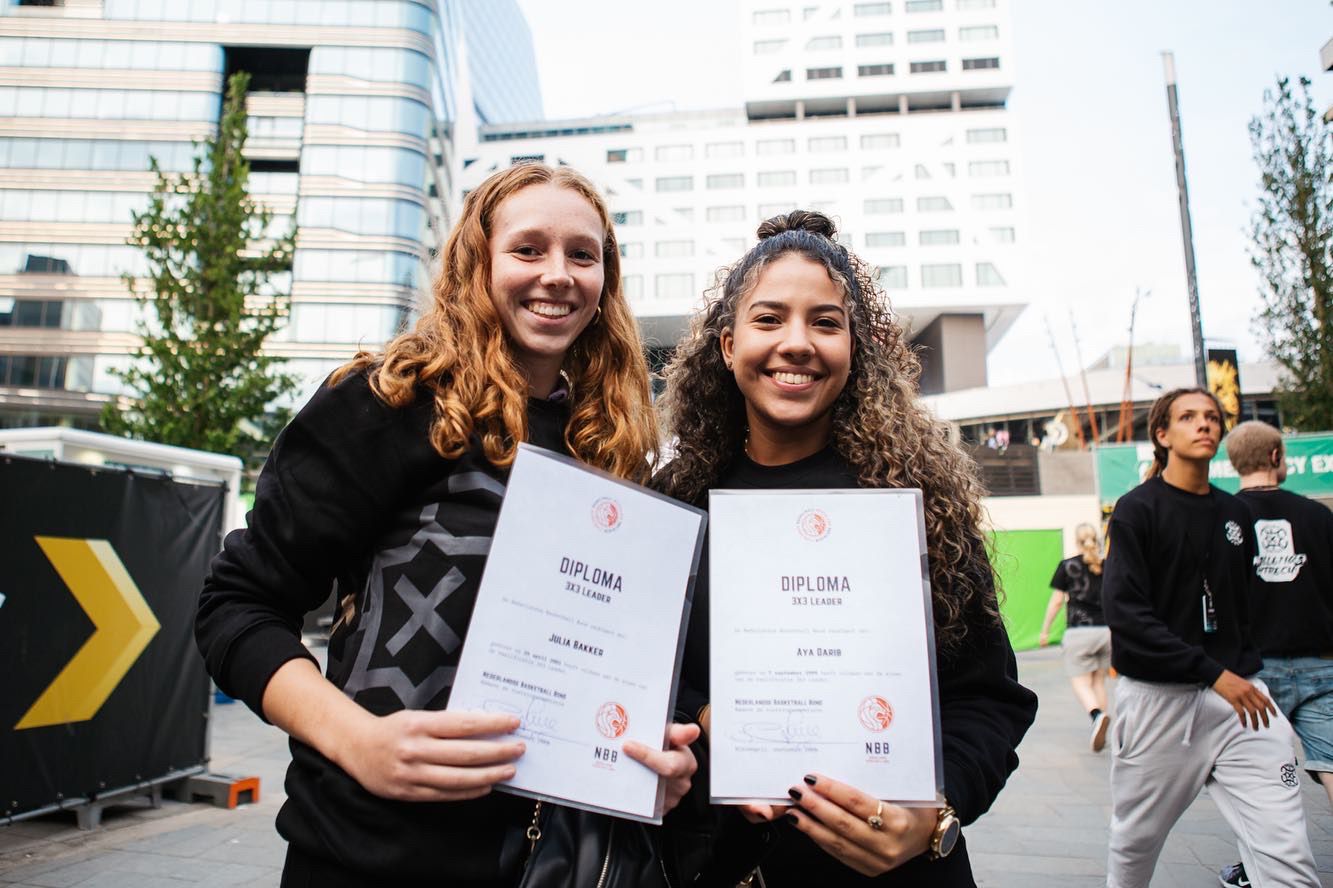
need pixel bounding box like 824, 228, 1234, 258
867, 800, 884, 831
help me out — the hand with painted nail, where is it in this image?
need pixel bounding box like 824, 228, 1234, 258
623, 722, 701, 814
783, 774, 937, 877
340, 708, 528, 803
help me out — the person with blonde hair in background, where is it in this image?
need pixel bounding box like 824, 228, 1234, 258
1039, 522, 1112, 752
1217, 421, 1333, 888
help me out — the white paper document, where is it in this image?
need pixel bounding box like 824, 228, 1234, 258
708, 489, 942, 805
448, 444, 706, 823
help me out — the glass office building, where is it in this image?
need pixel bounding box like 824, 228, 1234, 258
0, 0, 505, 427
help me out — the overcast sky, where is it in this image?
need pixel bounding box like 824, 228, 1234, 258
517, 1, 1333, 386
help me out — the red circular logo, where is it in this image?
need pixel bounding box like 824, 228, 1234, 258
596, 702, 628, 739
858, 696, 894, 732
797, 509, 830, 541
592, 497, 622, 532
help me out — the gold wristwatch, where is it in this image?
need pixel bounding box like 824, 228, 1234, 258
928, 803, 961, 860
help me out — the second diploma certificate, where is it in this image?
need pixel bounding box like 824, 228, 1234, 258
448, 444, 706, 823
708, 489, 943, 805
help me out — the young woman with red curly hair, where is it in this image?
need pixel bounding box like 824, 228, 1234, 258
196, 164, 698, 887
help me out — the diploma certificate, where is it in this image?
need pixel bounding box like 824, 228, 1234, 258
449, 444, 706, 823
708, 489, 942, 805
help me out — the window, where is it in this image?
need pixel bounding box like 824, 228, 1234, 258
623, 275, 643, 300
856, 32, 894, 46
905, 0, 943, 9
957, 0, 996, 8
753, 9, 791, 24
854, 2, 892, 15
754, 39, 788, 54
758, 170, 797, 187
914, 164, 931, 179
877, 265, 908, 288
907, 29, 945, 43
808, 135, 848, 152
656, 240, 694, 258
910, 60, 946, 73
706, 205, 746, 222
619, 242, 643, 258
966, 127, 1007, 143
866, 232, 905, 247
921, 263, 962, 287
971, 192, 1012, 209
655, 273, 695, 300
613, 210, 643, 225
606, 148, 629, 163
655, 175, 694, 192
756, 138, 796, 155
773, 69, 793, 82
806, 66, 843, 80
806, 35, 842, 50
810, 168, 849, 185
990, 226, 1016, 243
917, 196, 953, 211
707, 173, 744, 189
861, 133, 901, 150
759, 202, 797, 218
969, 160, 1009, 176
977, 262, 1006, 286
655, 144, 694, 162
962, 56, 1000, 70
960, 25, 999, 40
706, 141, 745, 158
858, 63, 894, 76
919, 229, 959, 245
674, 207, 695, 221
864, 197, 904, 213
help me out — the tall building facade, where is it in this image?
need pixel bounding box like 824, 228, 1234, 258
0, 0, 545, 428
463, 0, 1023, 393
456, 0, 542, 124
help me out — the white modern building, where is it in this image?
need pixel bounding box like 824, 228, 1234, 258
462, 0, 1024, 393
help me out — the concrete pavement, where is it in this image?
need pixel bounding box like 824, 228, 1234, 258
2, 647, 1331, 886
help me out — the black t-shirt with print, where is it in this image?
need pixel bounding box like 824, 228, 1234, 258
1236, 488, 1333, 657
1049, 556, 1104, 627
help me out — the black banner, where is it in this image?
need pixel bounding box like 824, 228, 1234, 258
1, 454, 223, 821
1206, 347, 1243, 430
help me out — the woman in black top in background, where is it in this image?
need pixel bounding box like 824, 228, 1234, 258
655, 211, 1036, 886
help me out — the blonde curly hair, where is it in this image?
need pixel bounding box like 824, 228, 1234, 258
330, 163, 657, 484
655, 210, 1000, 654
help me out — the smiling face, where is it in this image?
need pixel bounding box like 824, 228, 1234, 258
1156, 392, 1223, 464
719, 253, 853, 458
488, 182, 606, 395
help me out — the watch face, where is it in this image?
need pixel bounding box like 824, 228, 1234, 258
938, 817, 961, 857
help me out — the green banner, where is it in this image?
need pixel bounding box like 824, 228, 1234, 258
993, 529, 1065, 652
1095, 433, 1333, 507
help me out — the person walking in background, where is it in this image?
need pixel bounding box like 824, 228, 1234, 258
1102, 387, 1318, 888
1038, 522, 1112, 752
1217, 421, 1333, 888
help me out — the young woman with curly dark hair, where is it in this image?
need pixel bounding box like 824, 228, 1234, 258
657, 210, 1036, 887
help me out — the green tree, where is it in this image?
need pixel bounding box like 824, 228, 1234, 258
101, 71, 298, 464
1248, 75, 1333, 430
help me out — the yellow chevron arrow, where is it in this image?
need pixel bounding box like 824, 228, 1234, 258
16, 537, 160, 730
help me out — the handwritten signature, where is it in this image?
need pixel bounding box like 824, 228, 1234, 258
733, 711, 823, 744
482, 696, 561, 733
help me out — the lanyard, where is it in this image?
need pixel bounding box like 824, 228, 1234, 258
1181, 494, 1223, 634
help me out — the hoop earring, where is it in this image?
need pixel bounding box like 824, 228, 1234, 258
592, 305, 603, 326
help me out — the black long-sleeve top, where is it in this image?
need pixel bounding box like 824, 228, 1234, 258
195, 371, 571, 883
1235, 488, 1333, 657
672, 447, 1037, 887
1102, 475, 1261, 684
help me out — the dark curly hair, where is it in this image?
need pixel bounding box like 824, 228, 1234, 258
655, 210, 1000, 655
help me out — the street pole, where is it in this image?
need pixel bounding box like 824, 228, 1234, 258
1162, 51, 1208, 388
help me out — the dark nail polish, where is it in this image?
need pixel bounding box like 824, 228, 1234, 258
784, 813, 799, 824
803, 774, 817, 786
787, 787, 802, 801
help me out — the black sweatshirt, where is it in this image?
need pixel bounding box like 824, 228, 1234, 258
195, 371, 571, 884
1235, 488, 1333, 657
1102, 475, 1261, 685
673, 447, 1037, 887
1049, 556, 1105, 627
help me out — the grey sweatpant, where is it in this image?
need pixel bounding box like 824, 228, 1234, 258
1106, 676, 1319, 888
